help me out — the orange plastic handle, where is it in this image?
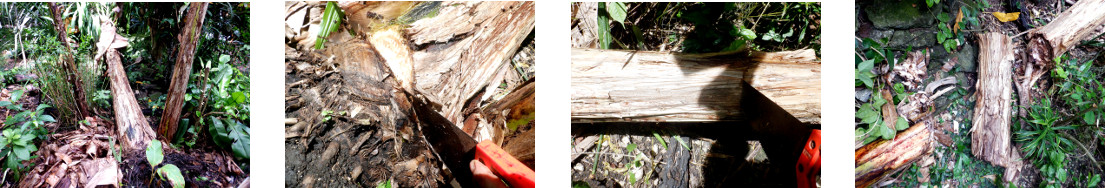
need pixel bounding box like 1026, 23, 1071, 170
475, 140, 536, 188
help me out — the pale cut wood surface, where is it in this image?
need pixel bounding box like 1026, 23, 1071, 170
1029, 0, 1105, 57
972, 33, 1025, 182
102, 22, 156, 151
571, 48, 820, 124
407, 1, 536, 124
855, 122, 933, 188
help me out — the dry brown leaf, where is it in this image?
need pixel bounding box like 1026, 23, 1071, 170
954, 8, 964, 34
992, 12, 1020, 22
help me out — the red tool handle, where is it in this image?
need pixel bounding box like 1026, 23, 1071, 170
796, 129, 821, 188
475, 140, 535, 188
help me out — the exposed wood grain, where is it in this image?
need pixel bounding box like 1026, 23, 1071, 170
571, 48, 820, 124
1028, 0, 1105, 60
159, 2, 208, 142
855, 122, 933, 188
973, 33, 1026, 183
407, 1, 536, 124
102, 21, 156, 151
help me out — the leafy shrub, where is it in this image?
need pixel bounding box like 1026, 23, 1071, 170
0, 90, 55, 179
1016, 98, 1075, 187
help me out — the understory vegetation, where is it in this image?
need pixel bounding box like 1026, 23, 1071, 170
0, 2, 249, 186
590, 2, 819, 54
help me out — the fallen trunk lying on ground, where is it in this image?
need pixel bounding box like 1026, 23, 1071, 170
972, 33, 1027, 183
570, 48, 820, 124
101, 19, 156, 152
855, 122, 933, 188
1022, 0, 1105, 104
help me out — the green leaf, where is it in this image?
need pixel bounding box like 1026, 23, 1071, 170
626, 143, 637, 153
157, 164, 186, 188
606, 2, 627, 23
572, 181, 591, 188
673, 135, 691, 151
652, 132, 667, 149
896, 117, 909, 130
13, 146, 29, 160
315, 1, 343, 49
1089, 174, 1101, 187
597, 3, 613, 49
1084, 111, 1096, 125
231, 91, 246, 105
377, 179, 393, 188
218, 54, 230, 64
736, 27, 756, 40
38, 115, 55, 123
146, 140, 164, 168
628, 171, 636, 184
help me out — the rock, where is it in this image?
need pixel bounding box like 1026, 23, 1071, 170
865, 0, 933, 29
888, 29, 936, 49
955, 42, 978, 72
856, 87, 872, 102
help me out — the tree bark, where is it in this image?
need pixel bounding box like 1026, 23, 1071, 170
973, 32, 1026, 182
47, 2, 91, 119
1022, 0, 1105, 104
855, 122, 933, 188
570, 48, 820, 124
100, 18, 155, 151
407, 1, 536, 125
158, 2, 208, 142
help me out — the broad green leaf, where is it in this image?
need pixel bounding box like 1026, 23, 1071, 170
13, 146, 29, 160
736, 27, 756, 40
1084, 111, 1097, 125
626, 143, 637, 153
597, 3, 613, 49
218, 54, 230, 64
157, 164, 186, 188
146, 140, 164, 167
896, 117, 909, 130
1089, 174, 1101, 187
606, 2, 627, 23
377, 179, 393, 188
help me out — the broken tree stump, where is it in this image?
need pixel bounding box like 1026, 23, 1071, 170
408, 1, 536, 125
1022, 0, 1105, 104
973, 32, 1025, 182
100, 20, 156, 151
855, 122, 933, 188
570, 48, 820, 124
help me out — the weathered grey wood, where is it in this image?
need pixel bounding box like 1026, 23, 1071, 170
570, 48, 820, 124
159, 2, 208, 142
1022, 0, 1105, 105
101, 20, 156, 151
407, 1, 536, 125
972, 33, 1025, 183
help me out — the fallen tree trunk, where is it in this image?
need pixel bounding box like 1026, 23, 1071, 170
1022, 0, 1105, 104
159, 2, 208, 142
973, 33, 1026, 182
855, 122, 933, 188
570, 48, 820, 124
408, 1, 535, 125
101, 20, 156, 151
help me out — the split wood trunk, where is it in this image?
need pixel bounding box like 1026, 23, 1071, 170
407, 1, 536, 125
159, 2, 208, 142
47, 2, 91, 119
570, 48, 820, 124
854, 122, 933, 188
975, 33, 1027, 183
1027, 0, 1105, 66
101, 21, 156, 151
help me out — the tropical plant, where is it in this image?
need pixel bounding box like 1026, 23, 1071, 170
146, 140, 185, 188
1016, 98, 1075, 187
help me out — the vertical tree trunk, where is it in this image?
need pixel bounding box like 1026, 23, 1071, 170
158, 2, 208, 142
47, 2, 91, 119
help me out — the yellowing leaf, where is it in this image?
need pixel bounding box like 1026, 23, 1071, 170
954, 8, 964, 34
992, 12, 1020, 22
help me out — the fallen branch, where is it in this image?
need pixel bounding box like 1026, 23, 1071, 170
855, 122, 933, 188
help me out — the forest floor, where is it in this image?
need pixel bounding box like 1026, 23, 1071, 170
856, 0, 1105, 187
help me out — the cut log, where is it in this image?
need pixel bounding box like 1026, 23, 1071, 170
159, 2, 208, 142
408, 1, 535, 125
972, 33, 1025, 182
570, 48, 820, 124
1023, 0, 1105, 104
855, 122, 933, 188
47, 2, 91, 119
101, 19, 156, 151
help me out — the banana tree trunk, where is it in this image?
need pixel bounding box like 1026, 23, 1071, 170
570, 48, 821, 124
158, 2, 208, 142
100, 18, 156, 151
